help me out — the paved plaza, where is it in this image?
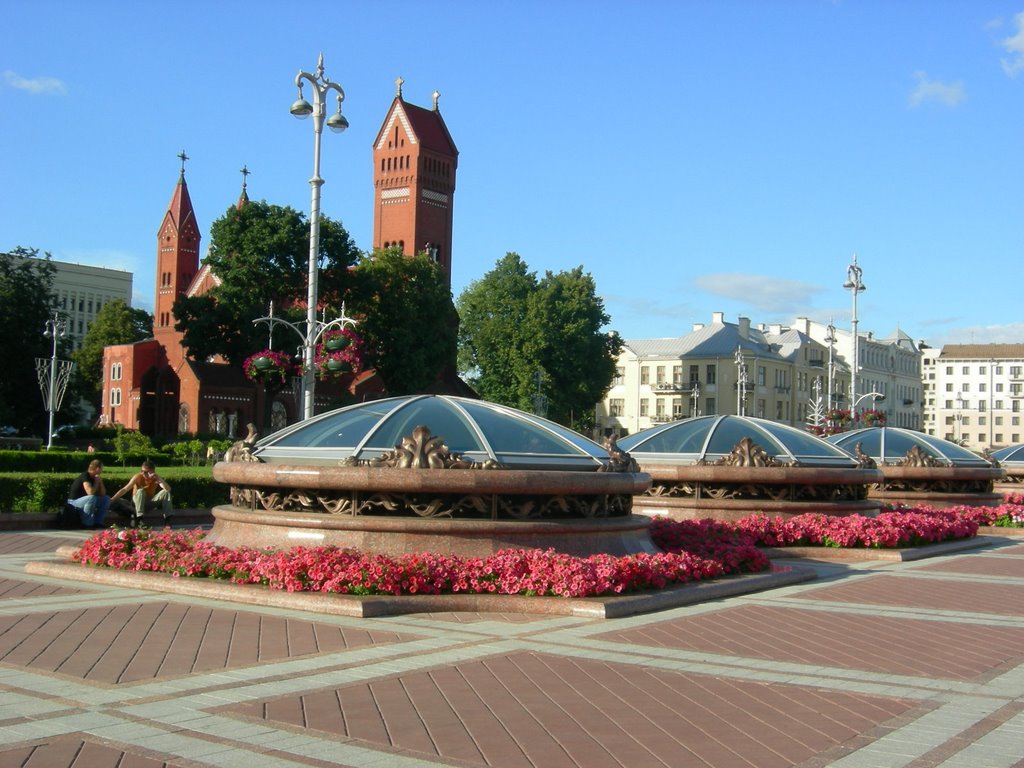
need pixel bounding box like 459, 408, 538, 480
0, 527, 1022, 767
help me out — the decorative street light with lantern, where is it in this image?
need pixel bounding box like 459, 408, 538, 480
288, 52, 349, 420
843, 254, 866, 418
734, 347, 749, 417
36, 311, 75, 451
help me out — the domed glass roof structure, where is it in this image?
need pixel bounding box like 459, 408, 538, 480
991, 444, 1024, 465
616, 415, 858, 467
253, 395, 611, 470
827, 427, 993, 467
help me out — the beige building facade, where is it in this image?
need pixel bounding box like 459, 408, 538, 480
922, 344, 1024, 451
51, 260, 133, 350
596, 312, 852, 437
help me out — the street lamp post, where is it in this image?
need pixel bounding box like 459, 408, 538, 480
690, 381, 701, 418
290, 52, 348, 419
735, 347, 748, 416
824, 319, 837, 413
36, 311, 75, 451
843, 254, 866, 418
955, 392, 965, 445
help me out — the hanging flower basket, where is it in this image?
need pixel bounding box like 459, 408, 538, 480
314, 328, 365, 381
243, 349, 295, 386
324, 333, 350, 352
860, 409, 887, 427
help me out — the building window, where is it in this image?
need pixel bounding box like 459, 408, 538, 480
979, 400, 987, 412
109, 388, 121, 406
945, 383, 953, 392
673, 366, 683, 386
672, 398, 683, 417
963, 366, 970, 375
640, 399, 649, 417
655, 399, 666, 418
706, 364, 716, 384
962, 383, 970, 392
613, 367, 624, 386
980, 383, 987, 392
656, 366, 665, 385
706, 398, 716, 415
757, 366, 766, 386
640, 366, 649, 385
689, 365, 699, 384
946, 366, 953, 375
608, 398, 625, 417
995, 433, 1003, 443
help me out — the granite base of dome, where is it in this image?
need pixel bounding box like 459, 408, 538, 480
203, 505, 658, 557
632, 496, 882, 522
867, 490, 1005, 509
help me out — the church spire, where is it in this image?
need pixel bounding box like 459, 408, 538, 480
237, 164, 250, 209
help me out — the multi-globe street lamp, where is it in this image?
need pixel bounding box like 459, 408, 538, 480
843, 254, 866, 418
289, 52, 348, 419
37, 311, 75, 451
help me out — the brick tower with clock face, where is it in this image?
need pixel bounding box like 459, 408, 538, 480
372, 77, 458, 287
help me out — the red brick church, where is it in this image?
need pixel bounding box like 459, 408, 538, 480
99, 79, 459, 439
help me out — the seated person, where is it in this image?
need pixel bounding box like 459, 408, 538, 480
68, 459, 111, 528
111, 460, 173, 525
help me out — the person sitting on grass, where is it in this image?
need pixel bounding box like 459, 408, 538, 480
110, 460, 173, 526
68, 459, 110, 529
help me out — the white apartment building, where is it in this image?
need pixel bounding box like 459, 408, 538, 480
922, 344, 1024, 451
51, 260, 134, 349
797, 318, 923, 429
597, 312, 849, 437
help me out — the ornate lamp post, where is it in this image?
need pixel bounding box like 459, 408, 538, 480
843, 254, 866, 418
290, 52, 348, 419
37, 311, 75, 451
824, 319, 837, 412
955, 392, 965, 445
690, 381, 701, 418
735, 347, 749, 417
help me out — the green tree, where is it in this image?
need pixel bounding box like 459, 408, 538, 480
457, 255, 621, 428
456, 253, 538, 408
348, 248, 458, 394
74, 299, 153, 407
0, 247, 60, 432
173, 201, 359, 365
525, 267, 621, 428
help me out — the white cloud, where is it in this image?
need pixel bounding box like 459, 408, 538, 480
908, 71, 965, 108
2, 69, 67, 95
931, 321, 1024, 347
694, 274, 819, 314
1001, 11, 1024, 77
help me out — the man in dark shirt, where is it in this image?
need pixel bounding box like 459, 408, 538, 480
68, 459, 110, 528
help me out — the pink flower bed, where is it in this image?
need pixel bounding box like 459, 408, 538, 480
71, 528, 769, 598
70, 503, 1020, 598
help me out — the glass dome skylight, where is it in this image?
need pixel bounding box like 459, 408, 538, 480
827, 427, 993, 467
991, 444, 1024, 464
253, 395, 611, 470
617, 415, 859, 467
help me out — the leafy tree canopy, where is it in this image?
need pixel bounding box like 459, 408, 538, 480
348, 248, 458, 395
0, 247, 61, 431
73, 299, 153, 406
173, 201, 359, 365
457, 253, 621, 428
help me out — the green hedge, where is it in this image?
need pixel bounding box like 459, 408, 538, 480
0, 469, 230, 513
0, 450, 173, 473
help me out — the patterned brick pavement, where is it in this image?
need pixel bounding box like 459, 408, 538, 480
0, 529, 1023, 767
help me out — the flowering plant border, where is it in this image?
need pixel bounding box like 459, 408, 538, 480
72, 528, 769, 598
69, 504, 1018, 599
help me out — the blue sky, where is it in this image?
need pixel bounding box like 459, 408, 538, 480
2, 0, 1022, 349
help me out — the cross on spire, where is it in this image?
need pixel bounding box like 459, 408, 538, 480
177, 150, 189, 179
395, 76, 404, 98
240, 164, 250, 191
